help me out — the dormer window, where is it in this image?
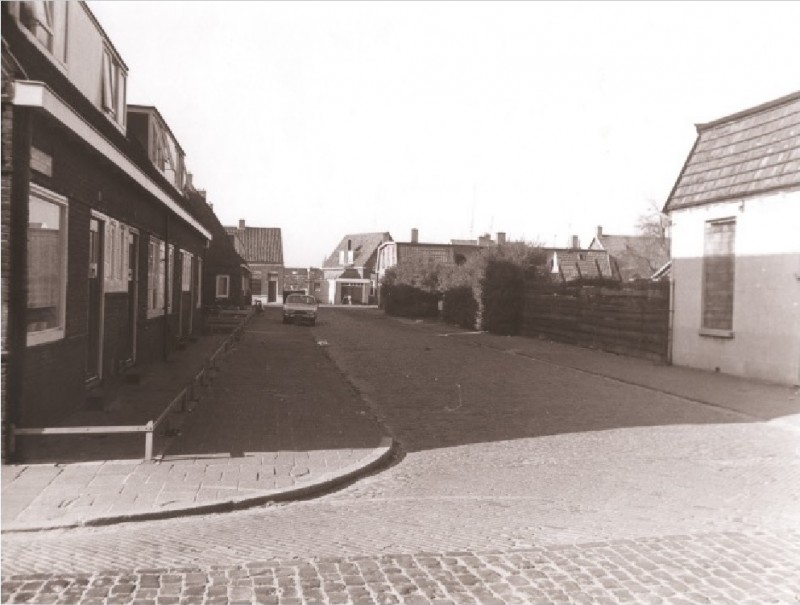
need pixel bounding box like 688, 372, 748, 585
102, 46, 127, 128
20, 1, 53, 51
15, 1, 68, 64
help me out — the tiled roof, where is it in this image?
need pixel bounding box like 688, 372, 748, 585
183, 188, 247, 269
544, 249, 616, 282
666, 91, 800, 211
323, 232, 393, 268
592, 235, 670, 281
223, 226, 284, 264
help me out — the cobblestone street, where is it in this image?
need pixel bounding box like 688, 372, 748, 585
3, 308, 800, 604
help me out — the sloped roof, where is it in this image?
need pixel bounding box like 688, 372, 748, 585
544, 249, 617, 282
666, 91, 800, 211
592, 234, 670, 281
223, 226, 283, 265
323, 232, 392, 268
183, 188, 247, 270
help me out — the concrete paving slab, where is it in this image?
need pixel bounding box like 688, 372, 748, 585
1, 309, 394, 532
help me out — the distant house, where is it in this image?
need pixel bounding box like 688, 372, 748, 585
284, 267, 324, 301
322, 232, 393, 304
539, 237, 617, 283
183, 183, 250, 308
589, 226, 670, 281
376, 228, 491, 281
224, 220, 284, 304
664, 91, 800, 385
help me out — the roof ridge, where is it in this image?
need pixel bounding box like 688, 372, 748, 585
696, 90, 800, 132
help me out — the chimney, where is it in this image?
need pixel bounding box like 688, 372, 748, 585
571, 235, 580, 249
497, 232, 506, 245
186, 172, 193, 188
208, 203, 213, 210
239, 219, 245, 230
478, 233, 492, 247
197, 189, 206, 201
597, 225, 603, 238
411, 228, 418, 243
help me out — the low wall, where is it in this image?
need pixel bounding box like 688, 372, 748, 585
522, 281, 670, 362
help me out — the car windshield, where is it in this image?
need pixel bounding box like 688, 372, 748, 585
286, 295, 316, 304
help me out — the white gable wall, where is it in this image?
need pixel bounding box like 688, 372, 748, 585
670, 189, 800, 385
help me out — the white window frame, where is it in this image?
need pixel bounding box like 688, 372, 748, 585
15, 2, 68, 66
216, 274, 230, 299
196, 256, 203, 308
181, 250, 192, 292
101, 45, 127, 129
27, 183, 68, 346
147, 236, 165, 318
167, 244, 175, 313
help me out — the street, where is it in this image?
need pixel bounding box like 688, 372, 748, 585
3, 307, 800, 605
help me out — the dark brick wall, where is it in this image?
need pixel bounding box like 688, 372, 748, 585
16, 112, 208, 426
1, 96, 13, 443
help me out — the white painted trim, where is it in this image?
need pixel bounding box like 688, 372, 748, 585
12, 80, 212, 241
26, 184, 68, 347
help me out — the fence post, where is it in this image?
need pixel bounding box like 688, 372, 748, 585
144, 421, 154, 461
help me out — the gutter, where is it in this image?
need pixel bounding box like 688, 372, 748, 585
10, 80, 212, 241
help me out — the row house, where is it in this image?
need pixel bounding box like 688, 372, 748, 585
184, 182, 251, 308
1, 2, 213, 439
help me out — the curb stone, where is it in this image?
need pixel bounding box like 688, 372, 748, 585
2, 437, 395, 534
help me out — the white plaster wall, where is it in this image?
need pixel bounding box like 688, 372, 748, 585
670, 189, 800, 385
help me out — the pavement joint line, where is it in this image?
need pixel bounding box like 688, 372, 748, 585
1, 437, 396, 534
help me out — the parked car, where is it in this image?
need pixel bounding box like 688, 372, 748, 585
283, 294, 319, 325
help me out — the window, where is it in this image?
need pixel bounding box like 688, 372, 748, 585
702, 218, 736, 333
27, 184, 68, 345
195, 257, 203, 308
216, 275, 230, 299
167, 245, 175, 313
101, 46, 127, 128
147, 236, 165, 317
181, 251, 192, 292
17, 2, 67, 62
102, 218, 129, 293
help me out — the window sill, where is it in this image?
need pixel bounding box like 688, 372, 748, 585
27, 328, 65, 347
699, 328, 734, 339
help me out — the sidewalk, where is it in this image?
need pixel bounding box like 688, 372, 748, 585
1, 309, 393, 532
392, 313, 800, 429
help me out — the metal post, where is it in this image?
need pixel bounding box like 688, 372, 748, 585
144, 421, 154, 460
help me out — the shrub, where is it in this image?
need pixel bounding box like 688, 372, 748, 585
481, 259, 525, 335
442, 286, 478, 329
383, 283, 439, 318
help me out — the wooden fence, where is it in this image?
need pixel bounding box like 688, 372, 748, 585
522, 281, 670, 361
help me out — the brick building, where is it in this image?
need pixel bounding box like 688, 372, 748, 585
283, 267, 324, 301
224, 220, 284, 304
1, 2, 212, 446
323, 232, 392, 305
183, 184, 250, 308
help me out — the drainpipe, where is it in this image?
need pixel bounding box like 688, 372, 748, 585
5, 105, 32, 461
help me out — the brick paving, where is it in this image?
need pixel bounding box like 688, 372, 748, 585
1, 309, 390, 531
3, 307, 800, 604
3, 531, 799, 604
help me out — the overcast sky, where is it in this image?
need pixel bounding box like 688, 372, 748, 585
89, 1, 799, 267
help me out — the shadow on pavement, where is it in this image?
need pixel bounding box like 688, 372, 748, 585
314, 307, 800, 453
